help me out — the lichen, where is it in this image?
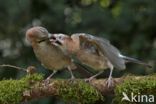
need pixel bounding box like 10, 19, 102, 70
114, 75, 156, 104
0, 73, 43, 104
58, 80, 104, 104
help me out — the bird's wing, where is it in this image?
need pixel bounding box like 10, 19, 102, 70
73, 33, 126, 70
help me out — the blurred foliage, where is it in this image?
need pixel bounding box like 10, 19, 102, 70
0, 0, 155, 103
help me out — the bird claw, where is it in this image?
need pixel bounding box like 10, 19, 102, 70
43, 78, 51, 85
106, 77, 114, 88
68, 76, 76, 83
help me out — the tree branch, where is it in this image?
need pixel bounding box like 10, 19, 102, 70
22, 77, 123, 101
0, 72, 155, 104
0, 65, 155, 104
0, 64, 26, 72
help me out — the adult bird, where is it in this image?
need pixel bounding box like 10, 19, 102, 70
26, 26, 76, 80
51, 33, 152, 87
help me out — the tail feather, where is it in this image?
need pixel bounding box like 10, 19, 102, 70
121, 55, 152, 68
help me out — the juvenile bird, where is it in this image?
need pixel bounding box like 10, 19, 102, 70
51, 33, 152, 87
26, 26, 76, 80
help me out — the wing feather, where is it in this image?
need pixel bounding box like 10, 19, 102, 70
74, 33, 126, 70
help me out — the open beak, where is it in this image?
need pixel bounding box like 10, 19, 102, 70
55, 40, 62, 45
38, 35, 63, 46
49, 35, 63, 46
38, 33, 55, 43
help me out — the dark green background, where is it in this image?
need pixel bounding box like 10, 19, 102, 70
0, 0, 155, 103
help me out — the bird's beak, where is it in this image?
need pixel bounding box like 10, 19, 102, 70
49, 35, 63, 46
38, 33, 53, 43
55, 40, 62, 45
49, 35, 56, 43
38, 37, 49, 43
50, 35, 56, 40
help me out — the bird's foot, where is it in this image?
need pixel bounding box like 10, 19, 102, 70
85, 76, 95, 83
43, 71, 57, 85
85, 71, 103, 83
106, 77, 114, 88
43, 77, 51, 85
68, 76, 76, 83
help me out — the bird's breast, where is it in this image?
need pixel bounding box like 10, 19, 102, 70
33, 43, 71, 70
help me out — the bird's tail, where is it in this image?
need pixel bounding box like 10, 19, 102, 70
121, 55, 152, 68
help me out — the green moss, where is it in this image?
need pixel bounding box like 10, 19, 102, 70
0, 74, 43, 104
58, 80, 104, 104
22, 73, 43, 82
114, 75, 156, 104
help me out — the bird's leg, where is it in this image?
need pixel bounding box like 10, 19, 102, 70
67, 66, 75, 80
85, 71, 104, 82
106, 67, 114, 88
46, 70, 57, 80
44, 70, 57, 84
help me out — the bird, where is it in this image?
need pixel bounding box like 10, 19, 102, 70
26, 26, 76, 80
50, 33, 152, 87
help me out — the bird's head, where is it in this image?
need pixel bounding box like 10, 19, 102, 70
26, 26, 50, 44
50, 34, 71, 47
50, 34, 79, 54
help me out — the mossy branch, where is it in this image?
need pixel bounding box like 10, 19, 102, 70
0, 64, 155, 104
0, 73, 156, 104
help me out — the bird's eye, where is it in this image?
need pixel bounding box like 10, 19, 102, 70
59, 36, 62, 39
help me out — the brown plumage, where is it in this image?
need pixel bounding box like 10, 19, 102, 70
51, 33, 152, 87
26, 26, 76, 80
